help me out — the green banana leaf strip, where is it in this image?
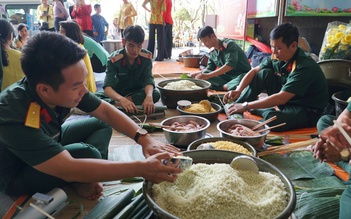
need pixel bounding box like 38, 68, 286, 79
294, 188, 344, 219
262, 151, 334, 183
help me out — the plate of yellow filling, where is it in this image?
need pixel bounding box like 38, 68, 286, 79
177, 100, 222, 122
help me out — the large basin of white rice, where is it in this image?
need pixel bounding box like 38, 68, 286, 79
152, 163, 287, 219
163, 80, 202, 90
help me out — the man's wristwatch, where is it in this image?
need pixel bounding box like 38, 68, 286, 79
243, 102, 249, 111
134, 128, 148, 143
340, 148, 350, 162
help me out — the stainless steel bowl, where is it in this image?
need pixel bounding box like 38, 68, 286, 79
177, 102, 222, 123
217, 119, 269, 150
187, 137, 257, 157
143, 150, 296, 219
160, 115, 210, 148
156, 78, 211, 109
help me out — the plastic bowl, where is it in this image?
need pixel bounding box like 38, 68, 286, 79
156, 78, 211, 109
217, 119, 269, 150
177, 102, 222, 123
160, 115, 210, 148
332, 90, 351, 117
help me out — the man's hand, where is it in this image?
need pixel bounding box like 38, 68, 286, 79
312, 138, 341, 162
119, 97, 138, 114
93, 32, 98, 36
223, 90, 241, 104
188, 71, 201, 78
141, 153, 183, 183
142, 96, 155, 115
227, 103, 246, 114
195, 73, 210, 80
139, 136, 181, 158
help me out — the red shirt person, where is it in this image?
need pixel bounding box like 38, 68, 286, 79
71, 0, 93, 37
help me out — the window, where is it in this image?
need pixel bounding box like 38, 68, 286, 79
6, 4, 39, 26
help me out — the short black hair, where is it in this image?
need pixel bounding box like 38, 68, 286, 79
123, 25, 145, 44
270, 23, 299, 47
94, 4, 100, 9
21, 32, 86, 90
197, 26, 216, 41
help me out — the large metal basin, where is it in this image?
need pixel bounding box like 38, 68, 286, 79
156, 78, 211, 109
143, 150, 296, 219
318, 59, 351, 86
318, 59, 351, 100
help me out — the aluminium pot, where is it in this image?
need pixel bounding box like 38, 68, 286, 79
143, 150, 296, 219
182, 54, 203, 68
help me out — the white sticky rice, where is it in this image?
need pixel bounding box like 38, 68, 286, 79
152, 163, 287, 219
163, 80, 202, 90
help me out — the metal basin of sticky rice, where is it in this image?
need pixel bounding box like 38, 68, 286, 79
156, 78, 211, 109
187, 137, 257, 157
160, 115, 210, 148
177, 102, 222, 123
217, 119, 269, 150
143, 150, 296, 219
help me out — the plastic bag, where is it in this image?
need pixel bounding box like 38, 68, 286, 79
319, 21, 351, 60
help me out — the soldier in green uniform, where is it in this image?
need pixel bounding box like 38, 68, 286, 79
0, 32, 181, 200
101, 25, 160, 115
224, 23, 328, 131
189, 26, 251, 91
312, 101, 351, 218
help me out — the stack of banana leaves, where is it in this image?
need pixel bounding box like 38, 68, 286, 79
262, 151, 348, 218
85, 178, 153, 219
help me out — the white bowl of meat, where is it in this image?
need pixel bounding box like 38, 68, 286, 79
217, 119, 269, 150
160, 115, 210, 148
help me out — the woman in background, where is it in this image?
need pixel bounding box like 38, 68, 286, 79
142, 0, 166, 61
37, 0, 55, 31
116, 0, 137, 38
0, 19, 24, 91
59, 20, 96, 92
53, 0, 69, 32
71, 0, 93, 37
13, 23, 29, 50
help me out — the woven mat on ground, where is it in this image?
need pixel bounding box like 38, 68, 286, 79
152, 61, 199, 75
